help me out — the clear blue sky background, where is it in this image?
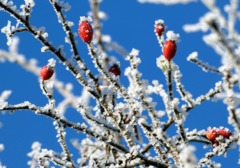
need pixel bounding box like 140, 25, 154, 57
0, 0, 238, 167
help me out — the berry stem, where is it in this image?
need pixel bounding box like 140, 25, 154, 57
41, 80, 54, 102
166, 61, 188, 144
167, 61, 173, 101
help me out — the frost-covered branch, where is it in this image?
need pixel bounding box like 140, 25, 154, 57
187, 52, 222, 74
0, 0, 239, 167
49, 0, 99, 91
198, 134, 238, 167
0, 1, 98, 97
0, 102, 167, 167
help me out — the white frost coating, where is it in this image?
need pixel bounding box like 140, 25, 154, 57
98, 11, 108, 20
183, 23, 205, 33
0, 144, 4, 152
184, 12, 225, 33
102, 34, 111, 43
27, 141, 42, 168
130, 145, 140, 157
1, 21, 13, 46
77, 138, 111, 167
44, 81, 54, 95
3, 1, 17, 10
156, 55, 169, 72
20, 0, 35, 16
47, 58, 56, 67
0, 90, 11, 102
180, 145, 197, 167
201, 0, 215, 7
202, 12, 218, 25
130, 48, 140, 56
215, 81, 222, 88
65, 36, 71, 44
67, 21, 74, 27
203, 33, 218, 45
78, 87, 91, 106
155, 19, 164, 25
0, 90, 10, 110
166, 31, 180, 42
59, 1, 71, 11
138, 118, 147, 125
41, 46, 49, 52
126, 48, 140, 60
0, 162, 6, 168
98, 85, 114, 96
172, 98, 180, 106
42, 32, 48, 38
187, 51, 198, 61
124, 67, 141, 98
81, 123, 87, 129
79, 16, 93, 23
1, 0, 8, 5
138, 0, 197, 5
24, 0, 35, 8
9, 37, 19, 55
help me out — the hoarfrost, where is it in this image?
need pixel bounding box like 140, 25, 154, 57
155, 19, 164, 25
47, 58, 56, 67
166, 31, 180, 42
1, 21, 13, 46
79, 16, 93, 23
0, 144, 4, 152
180, 145, 197, 167
102, 34, 111, 43
41, 46, 49, 52
187, 51, 198, 61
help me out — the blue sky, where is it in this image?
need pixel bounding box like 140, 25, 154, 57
0, 0, 238, 167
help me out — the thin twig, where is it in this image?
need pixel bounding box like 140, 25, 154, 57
1, 104, 168, 168
49, 0, 99, 92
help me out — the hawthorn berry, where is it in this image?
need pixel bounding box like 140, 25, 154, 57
40, 65, 54, 80
78, 20, 93, 44
109, 64, 121, 76
218, 129, 232, 139
163, 40, 177, 61
155, 23, 165, 36
206, 129, 219, 142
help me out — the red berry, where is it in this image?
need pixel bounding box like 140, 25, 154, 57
78, 21, 93, 44
40, 65, 54, 80
109, 64, 121, 76
218, 129, 232, 138
206, 129, 219, 141
155, 23, 165, 36
163, 40, 177, 61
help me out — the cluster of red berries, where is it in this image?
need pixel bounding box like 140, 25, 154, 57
206, 128, 232, 147
154, 21, 177, 61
